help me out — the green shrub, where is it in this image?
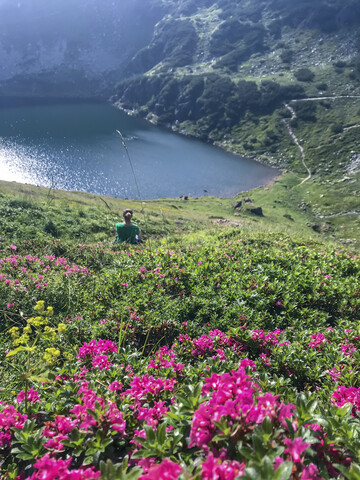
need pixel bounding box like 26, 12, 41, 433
294, 68, 315, 82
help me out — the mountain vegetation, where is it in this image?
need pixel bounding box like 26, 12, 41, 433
0, 182, 360, 478
110, 0, 360, 248
0, 1, 360, 476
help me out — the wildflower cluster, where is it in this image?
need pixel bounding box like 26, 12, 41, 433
0, 234, 359, 478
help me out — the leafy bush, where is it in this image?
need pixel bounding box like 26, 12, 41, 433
331, 123, 344, 134
1, 218, 360, 477
280, 49, 294, 63
293, 102, 317, 122
294, 68, 315, 82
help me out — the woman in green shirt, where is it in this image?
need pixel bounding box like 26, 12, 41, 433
115, 208, 141, 244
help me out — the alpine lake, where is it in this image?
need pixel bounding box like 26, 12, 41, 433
0, 98, 278, 199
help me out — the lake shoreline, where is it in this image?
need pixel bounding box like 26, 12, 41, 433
0, 97, 281, 200
113, 100, 282, 174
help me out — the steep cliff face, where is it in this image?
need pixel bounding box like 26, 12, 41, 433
0, 0, 166, 96
1, 0, 359, 97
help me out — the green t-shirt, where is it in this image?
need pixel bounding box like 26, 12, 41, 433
115, 223, 140, 244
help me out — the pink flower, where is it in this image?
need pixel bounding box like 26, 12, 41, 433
308, 333, 329, 350
109, 381, 123, 392
77, 339, 118, 359
138, 459, 182, 480
31, 453, 100, 479
16, 389, 40, 404
0, 431, 12, 448
91, 355, 113, 371
137, 401, 169, 428
273, 457, 284, 471
201, 453, 245, 480
259, 353, 271, 366
10, 245, 17, 251
331, 385, 360, 415
190, 367, 295, 450
302, 464, 323, 479
283, 437, 310, 463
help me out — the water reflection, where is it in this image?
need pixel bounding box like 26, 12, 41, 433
0, 102, 279, 199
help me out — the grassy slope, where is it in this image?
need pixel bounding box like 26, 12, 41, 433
114, 2, 360, 247
0, 176, 334, 249
1, 173, 360, 477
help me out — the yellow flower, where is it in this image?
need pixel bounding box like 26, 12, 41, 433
46, 306, 54, 316
43, 347, 60, 365
34, 301, 45, 314
23, 324, 32, 334
44, 326, 56, 341
28, 315, 48, 327
8, 326, 19, 339
14, 333, 29, 346
57, 323, 66, 333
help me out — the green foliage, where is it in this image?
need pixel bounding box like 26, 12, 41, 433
0, 190, 360, 476
280, 50, 294, 64
294, 68, 315, 82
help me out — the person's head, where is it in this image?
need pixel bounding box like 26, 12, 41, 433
123, 208, 133, 224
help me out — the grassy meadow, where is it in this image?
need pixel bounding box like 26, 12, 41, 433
0, 178, 359, 479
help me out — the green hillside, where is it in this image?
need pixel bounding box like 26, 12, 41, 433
111, 0, 360, 247
0, 182, 360, 478
0, 1, 360, 477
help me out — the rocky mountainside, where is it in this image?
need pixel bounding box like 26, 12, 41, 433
0, 0, 166, 96
110, 0, 360, 248
112, 0, 360, 142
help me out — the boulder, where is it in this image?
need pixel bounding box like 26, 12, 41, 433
249, 207, 264, 217
233, 201, 242, 209
307, 222, 320, 233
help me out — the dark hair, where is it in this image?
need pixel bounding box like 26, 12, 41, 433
123, 208, 133, 218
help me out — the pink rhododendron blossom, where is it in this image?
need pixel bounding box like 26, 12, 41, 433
302, 463, 323, 479
148, 346, 185, 373
0, 404, 27, 430
328, 366, 342, 382
137, 401, 169, 428
91, 354, 113, 370
109, 381, 123, 392
273, 457, 284, 470
0, 431, 11, 448
138, 459, 182, 480
340, 343, 356, 357
283, 437, 310, 463
308, 333, 329, 350
331, 385, 360, 415
69, 386, 126, 434
190, 330, 234, 357
201, 453, 245, 480
123, 374, 176, 402
77, 339, 118, 359
239, 358, 257, 371
305, 423, 322, 432
30, 453, 100, 479
259, 353, 271, 366
190, 367, 296, 450
16, 389, 40, 404
250, 329, 283, 349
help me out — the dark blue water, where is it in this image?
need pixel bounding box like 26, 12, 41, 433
0, 100, 278, 199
